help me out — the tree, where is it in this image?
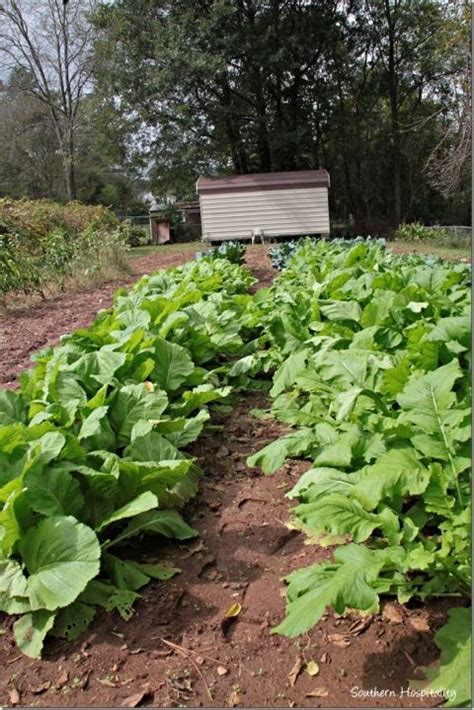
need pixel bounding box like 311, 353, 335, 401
0, 0, 97, 200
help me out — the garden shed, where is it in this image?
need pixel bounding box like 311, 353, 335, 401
196, 169, 330, 243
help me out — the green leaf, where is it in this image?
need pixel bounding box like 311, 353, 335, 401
109, 384, 168, 445
153, 337, 194, 391
52, 601, 96, 641
24, 466, 85, 517
103, 509, 197, 549
294, 494, 395, 543
0, 390, 27, 425
320, 300, 362, 322
270, 349, 309, 397
20, 516, 101, 611
246, 429, 314, 474
13, 610, 56, 659
96, 491, 158, 532
413, 608, 471, 708
103, 553, 151, 591
425, 316, 470, 348
274, 545, 401, 637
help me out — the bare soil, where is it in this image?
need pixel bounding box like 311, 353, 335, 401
0, 243, 461, 707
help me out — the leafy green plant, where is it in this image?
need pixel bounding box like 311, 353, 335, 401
244, 238, 471, 705
195, 240, 246, 265
0, 257, 257, 657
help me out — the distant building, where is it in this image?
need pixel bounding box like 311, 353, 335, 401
196, 169, 330, 243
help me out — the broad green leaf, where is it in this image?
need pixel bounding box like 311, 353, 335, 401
13, 610, 56, 659
413, 608, 471, 708
24, 466, 84, 517
52, 601, 96, 641
103, 509, 197, 549
0, 390, 27, 425
153, 337, 194, 391
20, 516, 101, 611
109, 383, 168, 445
274, 545, 401, 636
270, 349, 309, 397
103, 553, 151, 591
96, 491, 158, 532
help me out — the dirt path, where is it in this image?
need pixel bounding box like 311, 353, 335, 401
0, 391, 448, 708
0, 246, 451, 708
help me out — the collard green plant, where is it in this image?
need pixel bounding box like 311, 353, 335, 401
244, 239, 471, 706
0, 257, 257, 657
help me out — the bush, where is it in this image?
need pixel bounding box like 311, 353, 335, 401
394, 222, 443, 243
0, 198, 130, 300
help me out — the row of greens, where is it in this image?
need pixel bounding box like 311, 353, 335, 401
0, 256, 258, 657
243, 239, 471, 707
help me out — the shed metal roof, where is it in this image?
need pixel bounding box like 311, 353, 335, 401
197, 169, 330, 195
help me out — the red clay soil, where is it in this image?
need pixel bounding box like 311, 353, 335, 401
0, 245, 461, 708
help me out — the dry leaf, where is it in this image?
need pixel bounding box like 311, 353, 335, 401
306, 687, 329, 698
55, 671, 69, 688
306, 660, 319, 677
120, 686, 151, 707
9, 688, 20, 706
227, 690, 240, 707
98, 677, 117, 688
288, 656, 304, 687
327, 633, 351, 648
409, 616, 430, 632
382, 602, 403, 624
348, 617, 372, 636
31, 681, 51, 695
223, 603, 241, 619
217, 666, 229, 676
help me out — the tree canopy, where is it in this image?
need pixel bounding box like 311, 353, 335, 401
0, 0, 470, 230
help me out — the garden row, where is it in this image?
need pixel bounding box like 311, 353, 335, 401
0, 254, 258, 656
0, 198, 133, 299
244, 239, 471, 707
0, 238, 470, 706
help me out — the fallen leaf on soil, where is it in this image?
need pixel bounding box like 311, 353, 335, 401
382, 602, 403, 624
348, 617, 373, 636
306, 687, 329, 698
98, 677, 118, 688
181, 540, 205, 559
288, 656, 304, 686
226, 690, 240, 706
306, 660, 319, 677
31, 681, 51, 694
409, 616, 430, 632
55, 671, 69, 688
120, 685, 152, 707
327, 633, 351, 648
9, 688, 20, 706
223, 603, 241, 619
217, 666, 229, 676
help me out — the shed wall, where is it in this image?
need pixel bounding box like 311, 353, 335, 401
199, 186, 329, 241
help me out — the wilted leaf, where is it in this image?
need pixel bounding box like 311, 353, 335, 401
306, 659, 319, 676
223, 603, 241, 619
288, 656, 304, 686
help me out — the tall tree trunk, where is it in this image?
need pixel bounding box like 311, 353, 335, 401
386, 0, 402, 228
64, 131, 77, 201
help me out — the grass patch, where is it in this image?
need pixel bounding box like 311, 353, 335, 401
129, 242, 200, 258
390, 240, 470, 260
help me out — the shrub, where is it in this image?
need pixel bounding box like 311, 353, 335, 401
0, 198, 130, 300
394, 221, 455, 244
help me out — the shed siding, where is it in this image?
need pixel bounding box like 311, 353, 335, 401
199, 186, 329, 240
